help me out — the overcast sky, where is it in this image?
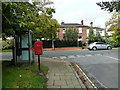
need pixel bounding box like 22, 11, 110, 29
51, 0, 113, 28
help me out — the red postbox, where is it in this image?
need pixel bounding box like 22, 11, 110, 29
34, 41, 43, 55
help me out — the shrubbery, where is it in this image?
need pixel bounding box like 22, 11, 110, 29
0, 39, 14, 50
106, 40, 120, 47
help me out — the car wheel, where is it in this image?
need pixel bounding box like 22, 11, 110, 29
92, 47, 97, 51
107, 46, 112, 50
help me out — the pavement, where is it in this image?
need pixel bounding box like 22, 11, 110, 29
35, 57, 96, 89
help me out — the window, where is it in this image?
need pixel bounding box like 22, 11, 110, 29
62, 28, 66, 33
96, 42, 104, 44
78, 28, 82, 33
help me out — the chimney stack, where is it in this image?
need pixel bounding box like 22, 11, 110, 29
61, 21, 64, 24
90, 22, 93, 27
81, 20, 83, 25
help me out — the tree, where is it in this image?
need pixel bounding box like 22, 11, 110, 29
32, 14, 59, 40
96, 1, 120, 12
87, 27, 104, 44
95, 31, 102, 41
105, 11, 120, 46
2, 1, 58, 40
64, 28, 78, 41
105, 11, 118, 26
97, 1, 120, 46
87, 27, 95, 44
2, 2, 39, 36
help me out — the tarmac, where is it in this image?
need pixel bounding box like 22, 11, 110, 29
35, 57, 96, 89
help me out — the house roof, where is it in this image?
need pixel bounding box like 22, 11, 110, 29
93, 27, 105, 30
59, 22, 105, 30
59, 23, 88, 28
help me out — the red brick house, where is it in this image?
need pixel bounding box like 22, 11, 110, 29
57, 20, 91, 43
57, 20, 105, 43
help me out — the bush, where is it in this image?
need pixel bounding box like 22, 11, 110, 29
106, 40, 120, 47
82, 42, 86, 46
0, 39, 14, 50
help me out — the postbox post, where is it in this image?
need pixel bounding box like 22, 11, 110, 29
38, 55, 40, 72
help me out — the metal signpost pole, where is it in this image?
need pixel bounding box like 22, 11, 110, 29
38, 55, 40, 72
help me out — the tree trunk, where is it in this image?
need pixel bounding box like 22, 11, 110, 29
52, 40, 55, 50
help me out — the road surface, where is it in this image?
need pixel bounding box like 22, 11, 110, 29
1, 49, 119, 88
42, 49, 119, 88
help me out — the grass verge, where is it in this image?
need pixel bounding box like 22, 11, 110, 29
2, 61, 49, 88
1, 49, 12, 53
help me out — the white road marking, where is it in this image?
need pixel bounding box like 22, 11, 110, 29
104, 56, 119, 61
59, 56, 67, 59
52, 57, 58, 59
54, 53, 119, 63
95, 54, 102, 56
68, 55, 76, 58
85, 54, 92, 56
76, 55, 85, 57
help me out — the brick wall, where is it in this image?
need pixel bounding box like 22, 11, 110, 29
57, 27, 87, 43
57, 28, 63, 40
82, 27, 87, 43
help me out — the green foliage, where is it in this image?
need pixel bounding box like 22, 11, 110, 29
112, 27, 120, 40
64, 28, 78, 41
97, 2, 120, 45
105, 11, 120, 45
87, 27, 96, 44
2, 2, 38, 36
0, 39, 14, 50
2, 61, 48, 88
2, 1, 59, 40
1, 49, 12, 52
0, 33, 6, 38
96, 1, 120, 12
95, 31, 103, 41
33, 17, 59, 40
87, 27, 104, 44
105, 11, 118, 26
82, 42, 86, 46
106, 40, 120, 47
87, 27, 95, 42
96, 1, 120, 44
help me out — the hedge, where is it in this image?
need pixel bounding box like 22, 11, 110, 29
106, 40, 120, 47
42, 40, 82, 48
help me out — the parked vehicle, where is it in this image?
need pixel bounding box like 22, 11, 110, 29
88, 42, 112, 51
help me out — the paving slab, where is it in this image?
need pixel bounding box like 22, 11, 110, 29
35, 57, 86, 89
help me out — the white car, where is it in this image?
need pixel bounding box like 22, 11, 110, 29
88, 42, 112, 51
